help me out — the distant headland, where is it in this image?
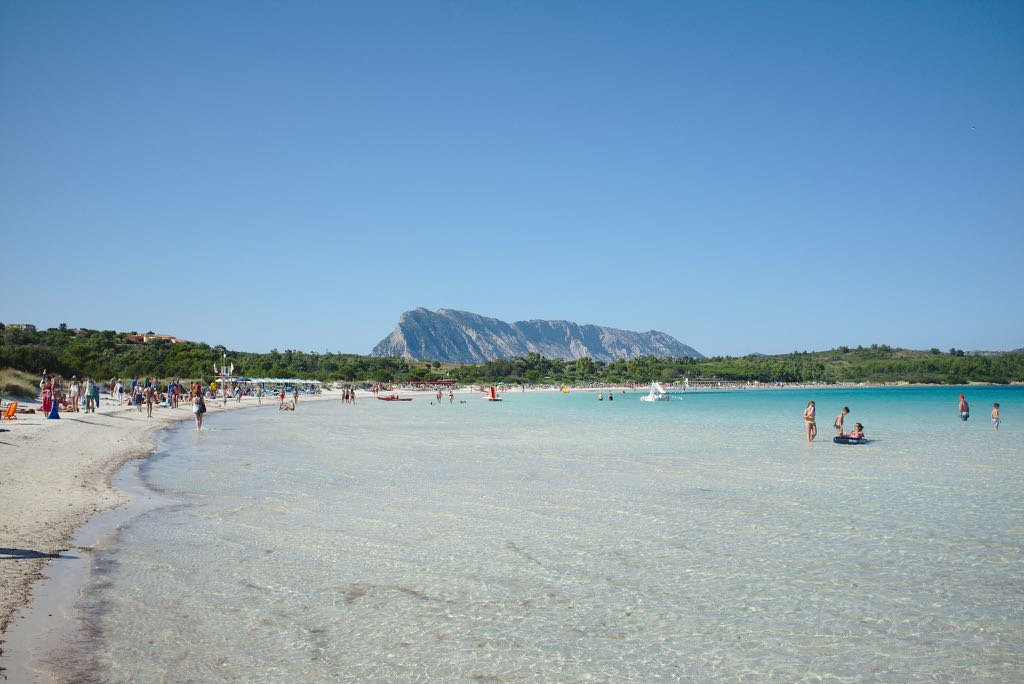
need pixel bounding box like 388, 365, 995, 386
370, 308, 703, 363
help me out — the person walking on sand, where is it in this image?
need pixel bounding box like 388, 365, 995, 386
992, 402, 1000, 430
833, 406, 850, 436
803, 400, 817, 442
959, 394, 970, 421
279, 388, 286, 408
145, 383, 156, 417
192, 391, 206, 430
115, 378, 124, 406
293, 388, 299, 405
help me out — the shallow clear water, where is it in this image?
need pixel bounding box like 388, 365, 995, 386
50, 388, 1024, 681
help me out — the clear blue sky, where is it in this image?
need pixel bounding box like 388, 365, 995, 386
3, 1, 1022, 356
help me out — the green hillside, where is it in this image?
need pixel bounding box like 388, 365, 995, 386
1, 324, 1021, 386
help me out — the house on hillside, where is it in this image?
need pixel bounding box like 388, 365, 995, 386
126, 333, 187, 344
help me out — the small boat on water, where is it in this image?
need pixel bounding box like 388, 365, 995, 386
377, 395, 412, 402
639, 381, 672, 402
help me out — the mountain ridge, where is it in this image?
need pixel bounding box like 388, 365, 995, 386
371, 308, 703, 363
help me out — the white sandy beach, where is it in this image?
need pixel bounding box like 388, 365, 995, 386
0, 390, 338, 654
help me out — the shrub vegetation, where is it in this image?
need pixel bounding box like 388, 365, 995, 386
2, 324, 1021, 386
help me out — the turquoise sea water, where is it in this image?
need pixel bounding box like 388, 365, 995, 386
36, 387, 1024, 681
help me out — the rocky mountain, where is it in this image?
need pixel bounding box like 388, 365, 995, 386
371, 308, 703, 363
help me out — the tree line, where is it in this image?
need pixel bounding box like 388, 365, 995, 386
1, 324, 1022, 386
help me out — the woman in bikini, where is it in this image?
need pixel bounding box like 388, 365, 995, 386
803, 400, 817, 442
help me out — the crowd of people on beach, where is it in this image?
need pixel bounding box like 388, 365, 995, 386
33, 370, 220, 429
38, 374, 102, 415
29, 370, 341, 430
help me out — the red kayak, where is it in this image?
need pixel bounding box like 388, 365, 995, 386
377, 395, 412, 402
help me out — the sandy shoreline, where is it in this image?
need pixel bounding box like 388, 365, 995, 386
0, 390, 336, 662
0, 384, 495, 660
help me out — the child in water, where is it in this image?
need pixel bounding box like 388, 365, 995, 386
848, 423, 865, 439
833, 406, 850, 436
992, 403, 1000, 430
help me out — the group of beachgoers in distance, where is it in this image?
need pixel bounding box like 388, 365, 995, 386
802, 393, 1002, 443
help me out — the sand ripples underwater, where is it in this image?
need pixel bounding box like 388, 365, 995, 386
42, 387, 1024, 681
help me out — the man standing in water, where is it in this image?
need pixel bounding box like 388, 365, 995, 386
959, 394, 970, 421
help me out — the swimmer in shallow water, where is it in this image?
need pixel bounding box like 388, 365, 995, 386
848, 423, 864, 439
992, 402, 1000, 430
959, 394, 970, 421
